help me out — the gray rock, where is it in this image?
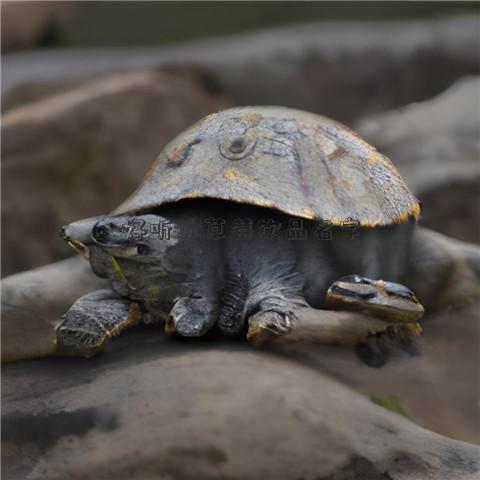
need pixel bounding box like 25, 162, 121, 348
283, 299, 480, 444
1, 257, 106, 362
1, 1, 74, 51
356, 76, 480, 193
1, 70, 232, 276
356, 76, 480, 243
3, 336, 479, 480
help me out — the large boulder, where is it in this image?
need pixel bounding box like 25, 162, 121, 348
1, 70, 231, 276
356, 77, 480, 194
3, 335, 479, 480
282, 299, 480, 444
356, 76, 480, 243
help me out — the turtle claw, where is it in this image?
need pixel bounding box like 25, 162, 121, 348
166, 296, 217, 337
247, 310, 292, 346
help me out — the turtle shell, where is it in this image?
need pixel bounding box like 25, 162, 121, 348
116, 106, 420, 226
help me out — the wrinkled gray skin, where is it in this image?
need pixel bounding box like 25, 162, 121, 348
57, 200, 427, 366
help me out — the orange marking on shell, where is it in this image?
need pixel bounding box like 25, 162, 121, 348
394, 203, 421, 223
254, 199, 275, 208
302, 207, 316, 219
166, 145, 183, 162
367, 150, 379, 166
179, 191, 203, 199
240, 112, 263, 125
224, 168, 256, 181
410, 202, 422, 218
358, 219, 381, 228
379, 154, 401, 173
143, 157, 160, 180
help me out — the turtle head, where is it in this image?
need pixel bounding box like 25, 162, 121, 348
325, 275, 424, 322
61, 213, 178, 281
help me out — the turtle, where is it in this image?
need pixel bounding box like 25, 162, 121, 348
57, 106, 435, 366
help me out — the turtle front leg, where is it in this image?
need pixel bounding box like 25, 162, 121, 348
244, 277, 309, 345
165, 296, 217, 337
56, 289, 143, 357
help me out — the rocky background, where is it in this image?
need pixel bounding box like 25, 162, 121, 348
2, 3, 480, 479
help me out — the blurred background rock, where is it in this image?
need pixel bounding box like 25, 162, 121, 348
2, 2, 479, 277
2, 1, 478, 52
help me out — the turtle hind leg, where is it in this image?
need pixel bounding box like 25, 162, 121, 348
247, 310, 293, 345
356, 324, 422, 368
56, 289, 142, 358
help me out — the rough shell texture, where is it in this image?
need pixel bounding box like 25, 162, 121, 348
116, 106, 420, 226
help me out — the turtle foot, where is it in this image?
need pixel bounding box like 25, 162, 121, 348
246, 310, 292, 346
166, 296, 217, 337
56, 290, 142, 358
355, 323, 422, 368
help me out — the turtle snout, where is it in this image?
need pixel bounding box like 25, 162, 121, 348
60, 217, 102, 260
62, 217, 100, 243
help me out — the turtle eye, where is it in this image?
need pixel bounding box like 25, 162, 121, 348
390, 290, 415, 300
92, 225, 109, 243
384, 282, 415, 299
396, 292, 414, 300
330, 285, 376, 300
